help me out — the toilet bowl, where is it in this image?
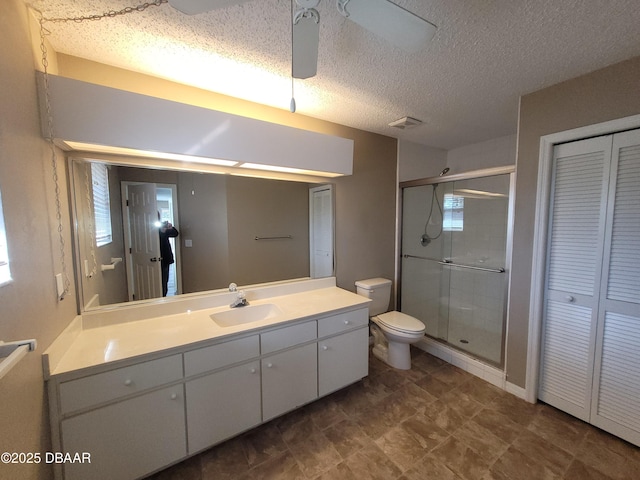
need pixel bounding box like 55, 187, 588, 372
355, 278, 425, 370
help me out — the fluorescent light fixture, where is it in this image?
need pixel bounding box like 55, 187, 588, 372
63, 141, 239, 167
238, 162, 343, 178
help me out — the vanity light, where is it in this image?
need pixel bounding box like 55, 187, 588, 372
238, 162, 343, 178
63, 142, 239, 168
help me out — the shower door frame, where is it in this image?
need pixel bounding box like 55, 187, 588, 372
398, 166, 516, 368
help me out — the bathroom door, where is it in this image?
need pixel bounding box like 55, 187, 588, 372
309, 185, 334, 278
128, 183, 162, 300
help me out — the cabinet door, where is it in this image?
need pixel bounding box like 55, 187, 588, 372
186, 361, 261, 454
318, 327, 369, 397
539, 136, 611, 421
61, 385, 186, 480
262, 343, 317, 421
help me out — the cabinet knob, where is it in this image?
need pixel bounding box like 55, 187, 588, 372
344, 320, 350, 325
322, 345, 328, 351
566, 295, 575, 303
250, 368, 256, 374
267, 363, 273, 368
124, 379, 132, 386
170, 393, 178, 400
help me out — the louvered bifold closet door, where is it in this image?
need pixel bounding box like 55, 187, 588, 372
538, 136, 612, 421
590, 129, 640, 446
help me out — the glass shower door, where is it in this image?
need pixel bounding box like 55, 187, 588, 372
400, 173, 511, 366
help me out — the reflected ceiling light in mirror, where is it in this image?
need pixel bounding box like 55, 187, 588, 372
63, 141, 239, 167
238, 162, 343, 178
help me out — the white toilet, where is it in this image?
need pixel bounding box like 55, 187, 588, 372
355, 278, 425, 370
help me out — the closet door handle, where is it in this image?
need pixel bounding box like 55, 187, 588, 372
565, 295, 575, 303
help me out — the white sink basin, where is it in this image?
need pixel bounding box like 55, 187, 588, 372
210, 303, 284, 327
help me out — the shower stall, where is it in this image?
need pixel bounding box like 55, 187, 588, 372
399, 167, 514, 367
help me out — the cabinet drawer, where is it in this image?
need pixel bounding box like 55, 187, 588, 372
184, 335, 259, 377
261, 321, 316, 355
59, 354, 182, 414
318, 308, 369, 338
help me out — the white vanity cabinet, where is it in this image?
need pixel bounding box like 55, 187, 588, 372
261, 321, 318, 421
318, 309, 369, 396
47, 303, 371, 480
56, 356, 185, 480
184, 335, 261, 454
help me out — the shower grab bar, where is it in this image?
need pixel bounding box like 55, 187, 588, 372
402, 254, 505, 273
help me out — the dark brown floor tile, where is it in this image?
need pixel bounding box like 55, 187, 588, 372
411, 350, 447, 374
490, 445, 561, 480
430, 436, 492, 480
236, 451, 305, 480
375, 425, 428, 472
430, 364, 473, 388
306, 396, 349, 430
323, 418, 370, 459
394, 382, 438, 415
511, 429, 573, 476
401, 412, 450, 452
582, 427, 640, 466
240, 421, 288, 468
424, 399, 470, 433
149, 454, 202, 480
486, 390, 538, 427
452, 419, 509, 462
439, 388, 485, 419
470, 408, 524, 444
575, 432, 639, 480
200, 436, 250, 480
287, 429, 342, 478
415, 372, 456, 398
343, 442, 403, 480
455, 375, 504, 405
355, 388, 418, 439
564, 459, 617, 480
400, 452, 463, 480
312, 461, 360, 480
527, 403, 589, 455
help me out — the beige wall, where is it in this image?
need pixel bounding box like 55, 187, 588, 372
507, 55, 640, 388
0, 1, 78, 479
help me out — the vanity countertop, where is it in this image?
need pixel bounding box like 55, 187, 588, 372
44, 283, 371, 378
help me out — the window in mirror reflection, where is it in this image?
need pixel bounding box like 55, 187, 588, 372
91, 163, 113, 246
0, 186, 11, 286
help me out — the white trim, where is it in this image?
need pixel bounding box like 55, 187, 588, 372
525, 113, 640, 404
506, 381, 527, 400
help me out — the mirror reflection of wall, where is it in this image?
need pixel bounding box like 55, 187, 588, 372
71, 158, 328, 311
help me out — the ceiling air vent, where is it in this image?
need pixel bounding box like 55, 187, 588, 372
388, 116, 423, 129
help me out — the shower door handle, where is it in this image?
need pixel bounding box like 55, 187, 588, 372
438, 260, 505, 273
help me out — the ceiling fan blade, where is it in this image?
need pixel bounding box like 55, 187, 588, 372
338, 0, 436, 53
168, 0, 252, 15
292, 10, 320, 79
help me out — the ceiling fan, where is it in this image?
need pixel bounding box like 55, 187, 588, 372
167, 0, 437, 79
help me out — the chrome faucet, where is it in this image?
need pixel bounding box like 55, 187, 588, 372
230, 290, 249, 308
228, 283, 238, 292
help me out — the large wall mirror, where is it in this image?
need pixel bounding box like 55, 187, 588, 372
69, 157, 335, 311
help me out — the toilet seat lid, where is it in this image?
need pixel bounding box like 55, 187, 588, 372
377, 311, 425, 333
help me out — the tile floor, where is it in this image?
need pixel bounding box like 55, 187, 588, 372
149, 347, 640, 480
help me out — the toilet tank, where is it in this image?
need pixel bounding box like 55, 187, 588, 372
355, 278, 392, 316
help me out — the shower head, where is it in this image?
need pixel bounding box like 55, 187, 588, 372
439, 167, 450, 176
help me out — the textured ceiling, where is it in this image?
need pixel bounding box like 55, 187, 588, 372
26, 0, 640, 150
